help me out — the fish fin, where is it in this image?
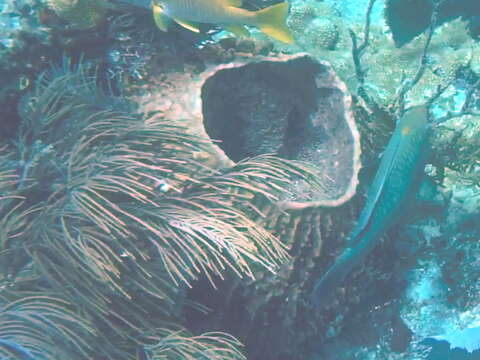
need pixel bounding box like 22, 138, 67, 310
152, 4, 170, 31
223, 24, 250, 37
255, 2, 293, 44
310, 247, 356, 308
223, 0, 242, 7
173, 17, 201, 33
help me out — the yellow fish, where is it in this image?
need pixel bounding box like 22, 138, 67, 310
152, 0, 294, 44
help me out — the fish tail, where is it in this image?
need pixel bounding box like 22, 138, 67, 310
255, 2, 293, 44
310, 247, 357, 308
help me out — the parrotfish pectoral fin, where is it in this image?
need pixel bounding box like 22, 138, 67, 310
255, 2, 293, 44
152, 4, 170, 31
223, 24, 250, 37
173, 18, 201, 33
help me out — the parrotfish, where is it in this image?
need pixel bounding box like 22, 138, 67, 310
152, 0, 294, 44
310, 106, 431, 308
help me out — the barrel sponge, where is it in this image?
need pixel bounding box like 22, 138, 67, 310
199, 54, 361, 209
137, 53, 361, 208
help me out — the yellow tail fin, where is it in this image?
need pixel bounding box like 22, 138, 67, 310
255, 2, 293, 44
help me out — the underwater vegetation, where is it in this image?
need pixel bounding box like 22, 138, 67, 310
0, 61, 324, 359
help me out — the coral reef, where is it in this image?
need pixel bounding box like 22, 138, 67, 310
45, 0, 111, 29
353, 17, 479, 109
187, 202, 362, 360
0, 62, 325, 359
185, 99, 410, 359
288, 1, 346, 51
0, 0, 162, 140
124, 40, 370, 359
283, 0, 480, 112
0, 0, 479, 359
201, 54, 361, 208
134, 53, 362, 208
385, 0, 480, 47
0, 0, 52, 139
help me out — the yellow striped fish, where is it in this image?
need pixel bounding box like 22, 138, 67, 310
152, 0, 294, 44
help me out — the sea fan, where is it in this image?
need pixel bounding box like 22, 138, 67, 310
0, 295, 97, 359
142, 328, 246, 359
0, 61, 324, 358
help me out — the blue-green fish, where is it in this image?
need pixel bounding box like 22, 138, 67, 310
311, 106, 431, 308
152, 0, 294, 44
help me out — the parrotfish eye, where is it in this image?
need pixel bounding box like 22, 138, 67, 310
401, 126, 410, 135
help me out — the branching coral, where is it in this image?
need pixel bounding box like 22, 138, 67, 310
430, 114, 480, 189
0, 62, 323, 359
287, 0, 480, 112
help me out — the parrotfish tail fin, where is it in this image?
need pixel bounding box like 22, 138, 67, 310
310, 247, 356, 308
255, 2, 294, 44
